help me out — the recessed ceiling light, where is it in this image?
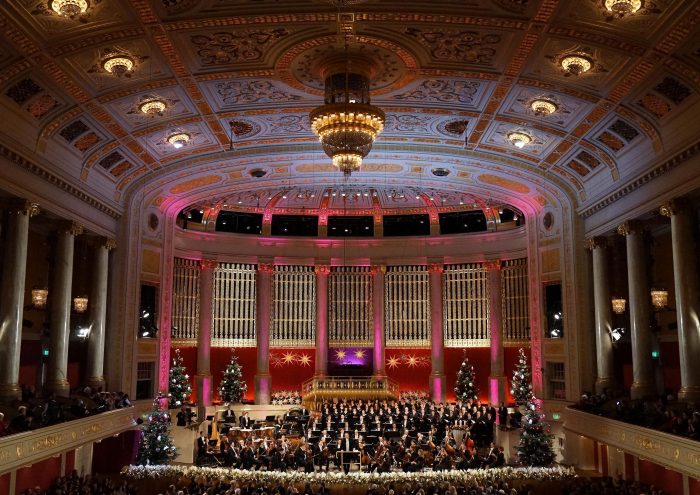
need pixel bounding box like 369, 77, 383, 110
561, 55, 593, 76
102, 55, 135, 77
531, 99, 558, 116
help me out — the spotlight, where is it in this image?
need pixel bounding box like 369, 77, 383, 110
610, 327, 625, 342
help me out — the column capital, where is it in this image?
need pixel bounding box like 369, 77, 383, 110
57, 221, 84, 236
659, 198, 689, 218
616, 220, 642, 237
483, 259, 502, 271
370, 264, 386, 275
5, 199, 40, 217
314, 264, 331, 276
200, 259, 218, 270
584, 236, 607, 251
258, 262, 275, 273
427, 262, 444, 274
93, 237, 116, 250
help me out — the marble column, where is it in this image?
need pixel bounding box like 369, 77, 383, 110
255, 262, 274, 404
485, 259, 505, 405
85, 237, 116, 390
428, 262, 446, 403
660, 200, 700, 402
586, 237, 615, 394
314, 265, 330, 378
372, 264, 387, 378
196, 259, 217, 406
618, 221, 655, 400
0, 200, 39, 400
47, 221, 83, 397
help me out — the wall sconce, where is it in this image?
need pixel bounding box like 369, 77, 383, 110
611, 297, 626, 314
650, 288, 668, 310
31, 287, 49, 309
73, 295, 89, 314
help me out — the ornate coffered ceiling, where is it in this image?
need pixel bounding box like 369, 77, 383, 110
1, 0, 700, 219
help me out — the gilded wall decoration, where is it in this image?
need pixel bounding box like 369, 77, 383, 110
608, 119, 640, 142
228, 119, 261, 138
5, 77, 43, 105
391, 79, 482, 105
575, 150, 600, 169
191, 29, 290, 66
404, 28, 501, 66
439, 120, 470, 137
99, 151, 124, 170
60, 120, 89, 142
73, 132, 102, 153
636, 93, 672, 118
215, 79, 302, 105
653, 76, 692, 105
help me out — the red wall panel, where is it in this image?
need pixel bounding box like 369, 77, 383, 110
65, 449, 75, 474
92, 430, 140, 474
15, 455, 61, 494
174, 344, 529, 405
637, 459, 683, 495
0, 473, 10, 495
689, 477, 700, 494
659, 342, 681, 393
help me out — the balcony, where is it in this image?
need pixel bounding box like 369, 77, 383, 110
564, 406, 700, 479
0, 403, 147, 475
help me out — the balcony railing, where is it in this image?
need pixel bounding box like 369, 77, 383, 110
301, 376, 399, 406
564, 406, 700, 479
0, 401, 149, 475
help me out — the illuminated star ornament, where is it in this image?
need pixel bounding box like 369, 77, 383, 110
386, 356, 400, 369
354, 349, 366, 359
405, 355, 419, 368
283, 352, 297, 365
298, 354, 312, 367
270, 354, 284, 368
335, 349, 347, 361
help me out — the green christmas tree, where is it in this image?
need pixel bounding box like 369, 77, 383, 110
136, 395, 178, 465
517, 393, 555, 466
510, 347, 532, 405
454, 352, 478, 401
219, 351, 247, 404
168, 348, 192, 408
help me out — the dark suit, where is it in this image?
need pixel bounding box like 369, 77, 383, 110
223, 409, 236, 423
196, 435, 208, 463
240, 415, 252, 428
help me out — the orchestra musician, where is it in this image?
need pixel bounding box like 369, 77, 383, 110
240, 411, 253, 428
223, 406, 236, 423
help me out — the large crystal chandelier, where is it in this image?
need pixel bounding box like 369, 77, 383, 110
310, 66, 385, 176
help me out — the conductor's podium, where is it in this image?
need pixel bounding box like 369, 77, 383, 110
302, 376, 399, 408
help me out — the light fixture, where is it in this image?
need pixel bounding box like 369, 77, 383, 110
51, 0, 88, 17
531, 99, 558, 116
611, 297, 627, 314
507, 131, 532, 149
610, 327, 625, 342
310, 69, 385, 176
76, 326, 90, 339
31, 287, 49, 309
167, 132, 190, 149
651, 288, 668, 310
102, 56, 135, 77
561, 55, 593, 76
73, 295, 88, 314
604, 0, 642, 16
139, 98, 167, 116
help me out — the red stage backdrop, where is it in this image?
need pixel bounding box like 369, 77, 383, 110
173, 345, 529, 405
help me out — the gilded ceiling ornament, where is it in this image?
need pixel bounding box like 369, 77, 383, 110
215, 80, 302, 105
31, 0, 102, 21
393, 79, 481, 105
191, 29, 290, 66
404, 28, 501, 65
88, 48, 147, 78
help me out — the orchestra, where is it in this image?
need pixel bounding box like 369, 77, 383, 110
192, 397, 509, 472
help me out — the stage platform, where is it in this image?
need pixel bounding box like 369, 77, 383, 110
171, 404, 298, 464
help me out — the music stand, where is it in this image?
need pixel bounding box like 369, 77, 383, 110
338, 450, 361, 472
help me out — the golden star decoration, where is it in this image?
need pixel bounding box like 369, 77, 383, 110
270, 354, 284, 368
386, 356, 400, 369
405, 355, 419, 368
354, 349, 366, 359
335, 350, 346, 360
283, 352, 298, 365
298, 354, 312, 367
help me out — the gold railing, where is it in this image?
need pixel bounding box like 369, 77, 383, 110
301, 376, 399, 407
0, 402, 149, 475
564, 407, 700, 479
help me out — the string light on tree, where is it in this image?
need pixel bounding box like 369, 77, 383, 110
168, 349, 192, 408
511, 348, 532, 405
517, 393, 555, 466
219, 350, 247, 404
454, 352, 479, 401
136, 394, 178, 465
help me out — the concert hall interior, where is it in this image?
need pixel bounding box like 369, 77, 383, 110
1, 0, 700, 494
